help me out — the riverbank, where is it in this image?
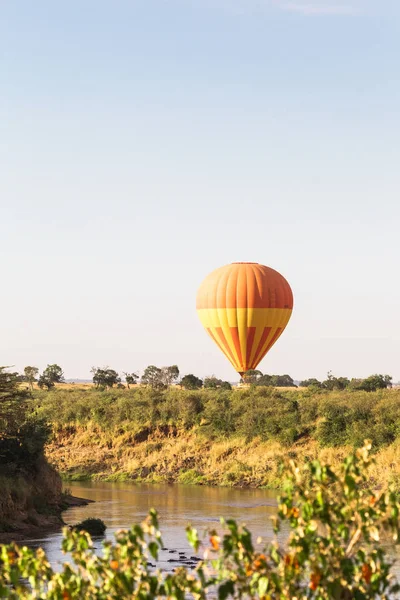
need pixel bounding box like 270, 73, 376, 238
0, 458, 62, 542
0, 458, 92, 543
35, 386, 400, 490
45, 424, 400, 491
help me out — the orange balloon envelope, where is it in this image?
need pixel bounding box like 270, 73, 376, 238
196, 262, 293, 376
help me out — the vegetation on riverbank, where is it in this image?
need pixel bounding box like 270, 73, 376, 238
2, 443, 400, 599
33, 385, 400, 490
0, 367, 64, 539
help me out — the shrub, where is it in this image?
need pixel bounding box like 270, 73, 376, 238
32, 386, 400, 452
73, 518, 106, 536
0, 367, 51, 475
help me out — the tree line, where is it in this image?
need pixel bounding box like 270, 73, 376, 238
19, 364, 233, 391
19, 364, 394, 393
299, 371, 393, 392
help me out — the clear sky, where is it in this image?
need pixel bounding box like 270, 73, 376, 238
1, 0, 400, 382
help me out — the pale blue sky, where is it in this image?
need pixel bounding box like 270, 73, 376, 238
1, 0, 399, 381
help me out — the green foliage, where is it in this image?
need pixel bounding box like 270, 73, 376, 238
161, 365, 180, 387
0, 367, 50, 475
350, 374, 393, 392
1, 445, 400, 598
322, 371, 350, 391
23, 366, 39, 391
141, 365, 163, 388
180, 374, 203, 390
91, 367, 121, 389
32, 386, 400, 451
73, 518, 107, 536
301, 373, 392, 393
38, 364, 64, 390
300, 378, 324, 388
141, 365, 180, 389
233, 390, 299, 444
204, 377, 232, 390
244, 372, 297, 387
123, 372, 139, 388
242, 370, 263, 384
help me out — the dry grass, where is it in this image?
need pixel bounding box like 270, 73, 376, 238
45, 425, 400, 490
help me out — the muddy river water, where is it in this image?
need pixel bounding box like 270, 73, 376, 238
23, 481, 400, 585
27, 481, 279, 569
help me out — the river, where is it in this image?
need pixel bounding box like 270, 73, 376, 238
26, 481, 280, 570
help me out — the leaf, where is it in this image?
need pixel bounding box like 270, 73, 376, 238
218, 580, 235, 600
148, 542, 159, 560
186, 526, 200, 552
258, 576, 269, 596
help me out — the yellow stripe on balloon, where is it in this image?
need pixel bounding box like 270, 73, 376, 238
197, 308, 292, 329
197, 308, 292, 373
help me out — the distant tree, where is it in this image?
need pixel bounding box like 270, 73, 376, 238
123, 372, 139, 388
253, 374, 296, 387
204, 376, 220, 389
24, 366, 39, 391
323, 371, 350, 391
38, 364, 64, 390
299, 378, 323, 388
141, 365, 179, 389
91, 367, 121, 389
220, 381, 232, 390
141, 365, 164, 389
274, 374, 297, 387
253, 374, 274, 386
161, 365, 180, 387
242, 370, 263, 385
180, 374, 203, 390
204, 376, 232, 390
350, 374, 392, 392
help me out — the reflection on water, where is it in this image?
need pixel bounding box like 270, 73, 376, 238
26, 482, 281, 570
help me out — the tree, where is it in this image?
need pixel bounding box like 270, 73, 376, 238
123, 372, 139, 388
0, 367, 50, 473
242, 370, 263, 385
274, 374, 297, 387
253, 374, 274, 386
24, 366, 39, 391
253, 373, 296, 387
299, 378, 323, 388
38, 364, 64, 390
160, 365, 179, 387
180, 374, 203, 390
91, 367, 121, 389
204, 376, 232, 390
220, 381, 232, 390
141, 365, 164, 389
141, 365, 180, 389
351, 374, 392, 392
323, 371, 350, 391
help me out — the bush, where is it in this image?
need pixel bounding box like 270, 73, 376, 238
73, 518, 106, 536
0, 367, 51, 476
1, 443, 400, 598
32, 386, 400, 451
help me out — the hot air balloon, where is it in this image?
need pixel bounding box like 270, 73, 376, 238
196, 262, 293, 377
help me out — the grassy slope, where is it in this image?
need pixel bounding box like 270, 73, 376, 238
36, 386, 400, 490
